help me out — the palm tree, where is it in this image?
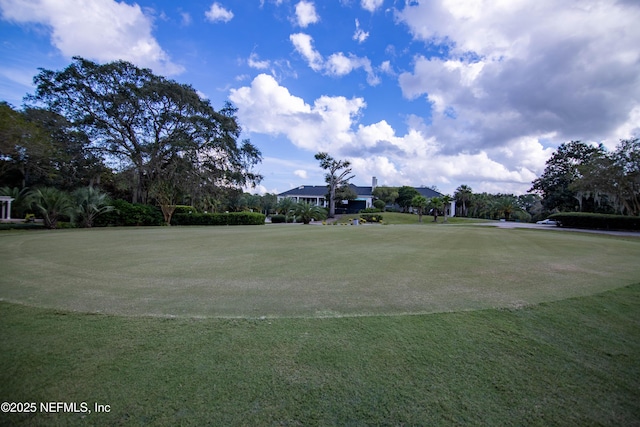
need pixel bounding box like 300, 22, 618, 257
276, 197, 296, 222
411, 195, 428, 223
293, 201, 327, 224
28, 187, 74, 229
454, 185, 472, 217
429, 197, 443, 222
73, 186, 114, 228
495, 195, 520, 221
441, 194, 453, 223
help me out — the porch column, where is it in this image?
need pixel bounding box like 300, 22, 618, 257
0, 197, 13, 220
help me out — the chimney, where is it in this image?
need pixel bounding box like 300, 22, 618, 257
372, 176, 378, 190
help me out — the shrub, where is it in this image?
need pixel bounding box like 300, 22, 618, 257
270, 214, 286, 223
360, 207, 382, 213
373, 199, 386, 210
549, 212, 640, 230
173, 205, 197, 215
171, 212, 265, 226
359, 213, 383, 223
94, 200, 163, 227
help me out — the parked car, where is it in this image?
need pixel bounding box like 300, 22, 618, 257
536, 219, 558, 225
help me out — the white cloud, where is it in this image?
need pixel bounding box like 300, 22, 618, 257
247, 53, 270, 70
361, 0, 384, 13
294, 169, 308, 179
0, 0, 183, 75
205, 2, 233, 23
289, 33, 324, 71
290, 33, 380, 85
229, 74, 365, 152
180, 12, 192, 26
294, 0, 319, 27
353, 19, 369, 43
326, 53, 379, 85
395, 0, 640, 152
229, 74, 549, 194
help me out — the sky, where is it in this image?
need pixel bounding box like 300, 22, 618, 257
1, 0, 639, 196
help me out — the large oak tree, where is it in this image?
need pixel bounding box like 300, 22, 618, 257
28, 57, 262, 204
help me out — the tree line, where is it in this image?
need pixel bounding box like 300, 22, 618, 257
370, 184, 542, 222
530, 139, 639, 216
1, 57, 262, 225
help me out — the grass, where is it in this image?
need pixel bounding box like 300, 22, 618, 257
1, 285, 639, 426
1, 225, 639, 425
1, 225, 639, 317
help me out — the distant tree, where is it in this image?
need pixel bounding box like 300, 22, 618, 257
28, 187, 74, 229
441, 194, 453, 222
260, 193, 278, 215
276, 197, 296, 222
294, 201, 327, 224
454, 185, 472, 217
372, 186, 399, 207
530, 141, 604, 212
149, 154, 195, 225
411, 195, 428, 223
0, 103, 56, 188
332, 184, 357, 208
373, 199, 386, 210
429, 197, 443, 222
397, 186, 419, 212
495, 195, 519, 221
73, 186, 114, 228
613, 138, 640, 215
314, 152, 354, 218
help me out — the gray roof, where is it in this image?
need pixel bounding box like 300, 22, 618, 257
279, 183, 372, 197
415, 187, 443, 198
278, 185, 328, 197
279, 184, 442, 198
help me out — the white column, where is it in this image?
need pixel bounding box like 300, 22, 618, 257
6, 199, 11, 220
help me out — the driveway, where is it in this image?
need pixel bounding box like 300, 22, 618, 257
475, 220, 640, 237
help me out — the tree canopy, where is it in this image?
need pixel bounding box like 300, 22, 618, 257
530, 139, 639, 215
27, 57, 262, 204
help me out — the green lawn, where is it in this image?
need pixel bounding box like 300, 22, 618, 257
1, 225, 639, 425
1, 225, 639, 317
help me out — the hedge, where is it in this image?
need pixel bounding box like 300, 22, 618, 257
94, 200, 164, 227
549, 212, 640, 231
171, 212, 265, 226
270, 214, 295, 223
360, 208, 382, 214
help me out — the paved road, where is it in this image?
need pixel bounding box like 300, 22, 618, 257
475, 221, 640, 237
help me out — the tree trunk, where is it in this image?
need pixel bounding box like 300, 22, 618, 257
329, 186, 336, 218
160, 204, 176, 226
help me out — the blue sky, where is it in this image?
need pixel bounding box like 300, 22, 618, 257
1, 0, 639, 196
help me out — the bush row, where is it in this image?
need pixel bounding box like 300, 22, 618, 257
171, 212, 265, 226
270, 214, 295, 223
95, 200, 164, 227
549, 212, 640, 230
360, 208, 383, 214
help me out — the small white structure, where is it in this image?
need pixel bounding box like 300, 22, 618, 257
0, 196, 14, 221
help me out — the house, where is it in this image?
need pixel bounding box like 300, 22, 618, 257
277, 177, 455, 216
277, 183, 374, 214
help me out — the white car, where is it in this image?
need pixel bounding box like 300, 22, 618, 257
536, 219, 558, 225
